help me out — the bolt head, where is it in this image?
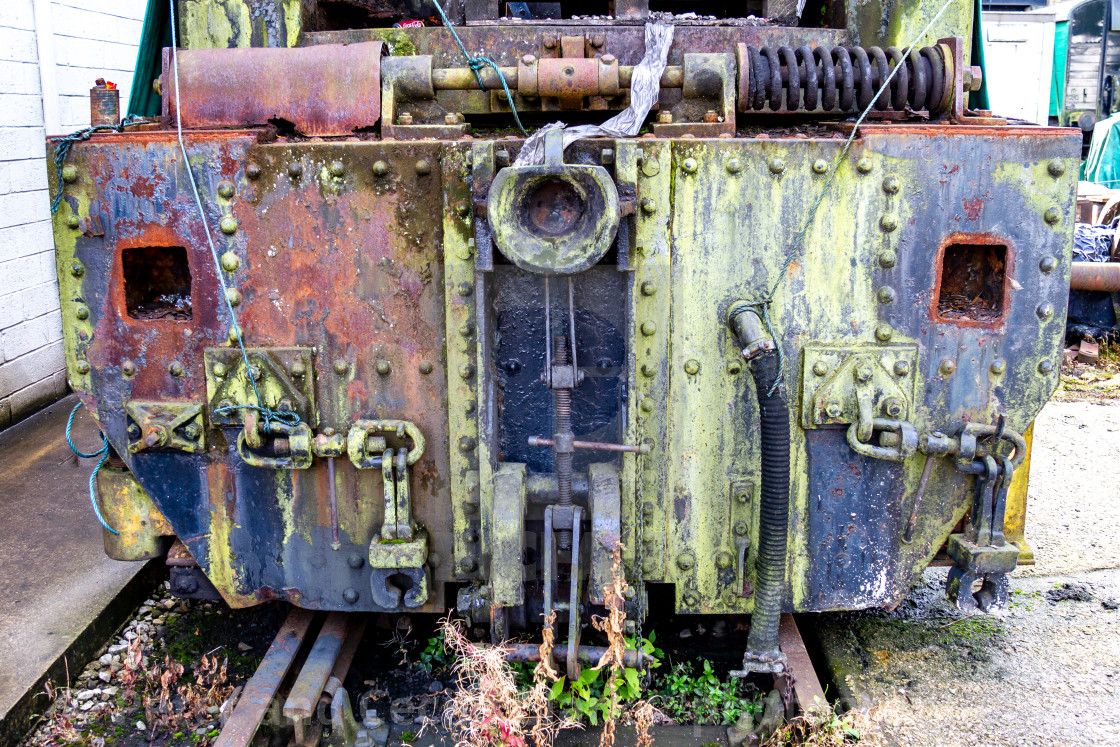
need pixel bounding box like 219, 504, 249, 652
726, 157, 742, 174
875, 323, 893, 342
348, 554, 365, 569
727, 360, 742, 375
291, 361, 306, 377
734, 521, 748, 536
878, 286, 897, 304
212, 362, 228, 377
217, 180, 235, 199
67, 215, 80, 229
879, 214, 898, 232
249, 364, 262, 381
854, 363, 873, 382
127, 424, 141, 439
893, 359, 910, 376
882, 176, 900, 194
343, 588, 359, 604
457, 281, 473, 297
70, 262, 85, 278
459, 322, 474, 337
225, 288, 241, 307
990, 358, 1006, 375
682, 157, 698, 174
1039, 255, 1057, 273
640, 280, 656, 296
419, 360, 433, 375
879, 250, 897, 269
75, 359, 91, 374
61, 165, 79, 183
812, 159, 828, 174
716, 551, 733, 570
376, 359, 391, 375
75, 305, 89, 320
415, 159, 431, 176
122, 360, 136, 377
642, 158, 661, 177
601, 54, 616, 65
245, 163, 261, 180
640, 399, 654, 413
641, 363, 656, 378
459, 436, 476, 452
169, 361, 184, 377
1044, 207, 1061, 225
939, 359, 956, 376
219, 216, 238, 235
183, 423, 200, 440
825, 400, 842, 418
768, 157, 786, 174
684, 358, 700, 375
1047, 159, 1066, 177
372, 160, 389, 177
459, 363, 475, 379
1038, 360, 1055, 374
812, 361, 829, 376
1037, 302, 1054, 320
228, 326, 241, 343
676, 552, 695, 570
220, 251, 240, 272
287, 162, 303, 179
640, 197, 656, 215
334, 359, 349, 375
461, 558, 478, 573
881, 397, 904, 418
521, 54, 536, 64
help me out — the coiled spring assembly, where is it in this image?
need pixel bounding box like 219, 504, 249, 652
739, 43, 951, 114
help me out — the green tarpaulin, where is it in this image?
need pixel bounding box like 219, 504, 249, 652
127, 0, 173, 118
1083, 112, 1120, 186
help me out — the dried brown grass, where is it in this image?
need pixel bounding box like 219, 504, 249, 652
591, 544, 627, 747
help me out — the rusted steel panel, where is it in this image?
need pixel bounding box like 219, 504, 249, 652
1070, 261, 1120, 291
215, 606, 315, 747
161, 42, 384, 136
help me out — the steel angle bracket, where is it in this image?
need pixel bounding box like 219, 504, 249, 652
125, 400, 205, 454
800, 344, 918, 431
205, 347, 317, 429
588, 463, 622, 605
491, 462, 527, 607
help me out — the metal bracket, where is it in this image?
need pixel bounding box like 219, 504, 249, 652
125, 400, 205, 454
946, 455, 1019, 612
205, 346, 317, 429
651, 53, 735, 138
542, 503, 584, 680
491, 462, 527, 607
588, 463, 622, 605
237, 421, 314, 469
800, 345, 917, 431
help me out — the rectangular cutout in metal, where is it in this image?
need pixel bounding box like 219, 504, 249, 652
122, 246, 193, 321
935, 242, 1007, 324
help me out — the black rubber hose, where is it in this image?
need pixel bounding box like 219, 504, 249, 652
745, 349, 790, 659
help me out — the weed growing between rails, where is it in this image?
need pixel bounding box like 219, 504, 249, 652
763, 704, 866, 747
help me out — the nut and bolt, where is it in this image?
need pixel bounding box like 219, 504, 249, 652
249, 364, 262, 381
183, 423, 200, 440
964, 65, 983, 92
704, 110, 720, 123
127, 424, 141, 439
854, 363, 873, 382
881, 396, 904, 418
825, 400, 843, 418
734, 521, 748, 536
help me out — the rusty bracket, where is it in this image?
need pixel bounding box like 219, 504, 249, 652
381, 55, 470, 140
125, 400, 205, 454
651, 53, 735, 138
939, 37, 1006, 126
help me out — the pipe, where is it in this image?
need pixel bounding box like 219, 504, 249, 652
431, 65, 684, 91
728, 304, 790, 671
1071, 261, 1120, 292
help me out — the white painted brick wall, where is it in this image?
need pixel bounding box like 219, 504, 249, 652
0, 0, 147, 429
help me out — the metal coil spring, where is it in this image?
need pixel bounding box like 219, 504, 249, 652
743, 44, 949, 114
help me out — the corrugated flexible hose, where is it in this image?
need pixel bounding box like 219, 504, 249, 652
745, 350, 790, 660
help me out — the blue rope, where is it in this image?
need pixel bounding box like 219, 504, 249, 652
49, 115, 145, 213
167, 0, 297, 435
429, 0, 528, 136
66, 402, 118, 535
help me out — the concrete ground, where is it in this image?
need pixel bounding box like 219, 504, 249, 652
814, 399, 1120, 747
0, 395, 160, 744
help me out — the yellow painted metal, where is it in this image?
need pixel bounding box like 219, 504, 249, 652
1004, 422, 1035, 565
95, 466, 175, 561
620, 140, 672, 582
49, 152, 95, 402
178, 0, 302, 49
849, 0, 974, 65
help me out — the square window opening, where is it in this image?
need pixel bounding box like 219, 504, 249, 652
122, 246, 193, 321
936, 242, 1007, 324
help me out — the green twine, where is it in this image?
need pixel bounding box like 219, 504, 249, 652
750, 0, 957, 397
429, 0, 527, 136
49, 115, 145, 213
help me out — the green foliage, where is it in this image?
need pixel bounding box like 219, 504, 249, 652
655, 659, 756, 726
546, 633, 660, 725
417, 630, 450, 674
766, 707, 862, 746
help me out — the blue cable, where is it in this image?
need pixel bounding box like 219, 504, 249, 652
66, 401, 118, 535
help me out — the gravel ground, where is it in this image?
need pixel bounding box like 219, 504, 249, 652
816, 398, 1120, 747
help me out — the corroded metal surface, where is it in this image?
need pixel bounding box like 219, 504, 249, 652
1070, 260, 1120, 291
162, 43, 385, 135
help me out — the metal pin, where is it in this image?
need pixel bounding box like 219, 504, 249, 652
567, 276, 578, 375
902, 455, 935, 544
